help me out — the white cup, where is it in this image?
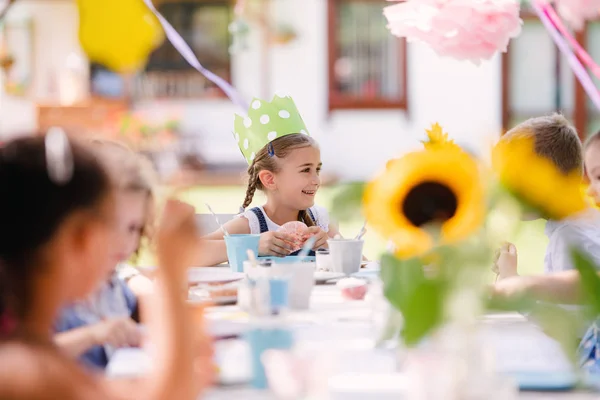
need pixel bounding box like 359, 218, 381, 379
272, 261, 315, 309
243, 261, 272, 281
327, 239, 364, 276
316, 249, 333, 271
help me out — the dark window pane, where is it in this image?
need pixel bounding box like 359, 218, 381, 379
333, 0, 403, 101
91, 1, 232, 100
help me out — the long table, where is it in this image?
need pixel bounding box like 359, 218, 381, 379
108, 281, 600, 399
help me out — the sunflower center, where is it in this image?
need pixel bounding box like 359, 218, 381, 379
402, 182, 458, 227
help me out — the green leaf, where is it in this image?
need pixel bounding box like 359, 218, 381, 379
381, 253, 425, 311
380, 253, 445, 346
571, 247, 600, 316
401, 280, 445, 346
329, 182, 366, 222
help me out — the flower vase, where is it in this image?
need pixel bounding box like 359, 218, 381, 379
403, 289, 518, 400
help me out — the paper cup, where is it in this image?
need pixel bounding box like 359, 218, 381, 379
224, 234, 260, 272
246, 326, 294, 389
327, 239, 364, 276
272, 261, 315, 310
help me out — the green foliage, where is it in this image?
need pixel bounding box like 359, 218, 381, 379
330, 182, 366, 222
381, 253, 446, 346
572, 248, 600, 316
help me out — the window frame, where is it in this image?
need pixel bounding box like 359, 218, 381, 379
501, 11, 588, 140
327, 0, 408, 111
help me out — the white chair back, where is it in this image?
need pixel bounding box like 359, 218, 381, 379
196, 213, 237, 235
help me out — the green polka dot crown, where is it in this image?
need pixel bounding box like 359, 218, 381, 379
233, 95, 310, 164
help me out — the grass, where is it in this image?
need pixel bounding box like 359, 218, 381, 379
143, 185, 549, 276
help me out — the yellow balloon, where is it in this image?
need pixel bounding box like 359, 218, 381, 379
77, 0, 165, 73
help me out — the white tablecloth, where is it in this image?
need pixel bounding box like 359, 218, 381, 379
108, 283, 599, 399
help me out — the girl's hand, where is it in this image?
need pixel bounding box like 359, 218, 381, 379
93, 317, 141, 348
306, 226, 329, 250
259, 231, 294, 257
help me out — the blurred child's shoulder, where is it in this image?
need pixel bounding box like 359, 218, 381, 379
550, 208, 600, 242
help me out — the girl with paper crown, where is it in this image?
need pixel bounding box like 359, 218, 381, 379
197, 95, 341, 265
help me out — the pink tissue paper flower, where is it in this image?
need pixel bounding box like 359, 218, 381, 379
384, 0, 523, 64
552, 0, 600, 31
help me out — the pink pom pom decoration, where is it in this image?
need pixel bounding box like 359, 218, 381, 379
552, 0, 600, 31
383, 0, 523, 64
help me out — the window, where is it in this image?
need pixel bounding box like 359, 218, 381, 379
502, 7, 589, 139
328, 0, 407, 110
90, 0, 232, 100
585, 22, 600, 135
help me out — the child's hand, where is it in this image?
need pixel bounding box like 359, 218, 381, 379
93, 317, 142, 348
495, 242, 518, 280
259, 231, 294, 257
156, 200, 200, 275
306, 226, 329, 250
492, 275, 530, 299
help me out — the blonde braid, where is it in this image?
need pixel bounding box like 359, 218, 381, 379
298, 210, 316, 227
243, 166, 259, 210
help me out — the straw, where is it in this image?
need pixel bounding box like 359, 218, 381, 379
247, 249, 258, 268
205, 203, 230, 236
354, 220, 367, 240
298, 236, 317, 261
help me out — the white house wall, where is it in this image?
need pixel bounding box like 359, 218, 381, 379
0, 0, 503, 181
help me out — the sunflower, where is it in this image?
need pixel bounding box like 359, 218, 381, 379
422, 123, 460, 151
364, 146, 485, 259
492, 136, 586, 220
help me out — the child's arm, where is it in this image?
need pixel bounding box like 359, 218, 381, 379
493, 271, 584, 304
54, 318, 141, 358
194, 217, 250, 266
127, 200, 210, 400
195, 217, 295, 265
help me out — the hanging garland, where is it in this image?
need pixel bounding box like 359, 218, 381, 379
384, 0, 600, 111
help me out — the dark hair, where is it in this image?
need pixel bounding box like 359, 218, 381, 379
0, 135, 112, 321
243, 133, 319, 227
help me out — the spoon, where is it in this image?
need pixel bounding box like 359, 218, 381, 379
354, 220, 367, 240
205, 203, 230, 236
298, 236, 317, 261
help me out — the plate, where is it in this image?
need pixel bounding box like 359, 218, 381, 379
206, 319, 249, 339
188, 296, 238, 306
314, 271, 345, 284
352, 269, 379, 280
258, 256, 316, 264
187, 267, 245, 284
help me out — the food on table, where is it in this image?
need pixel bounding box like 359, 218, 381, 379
189, 282, 239, 303
336, 277, 368, 300
278, 221, 310, 252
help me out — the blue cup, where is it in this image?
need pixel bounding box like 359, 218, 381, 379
224, 234, 260, 272
245, 327, 294, 389
268, 277, 289, 312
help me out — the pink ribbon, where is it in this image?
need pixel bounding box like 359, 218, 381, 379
542, 3, 600, 80
532, 0, 600, 111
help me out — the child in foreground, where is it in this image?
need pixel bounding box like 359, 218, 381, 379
0, 134, 212, 399
54, 140, 156, 370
